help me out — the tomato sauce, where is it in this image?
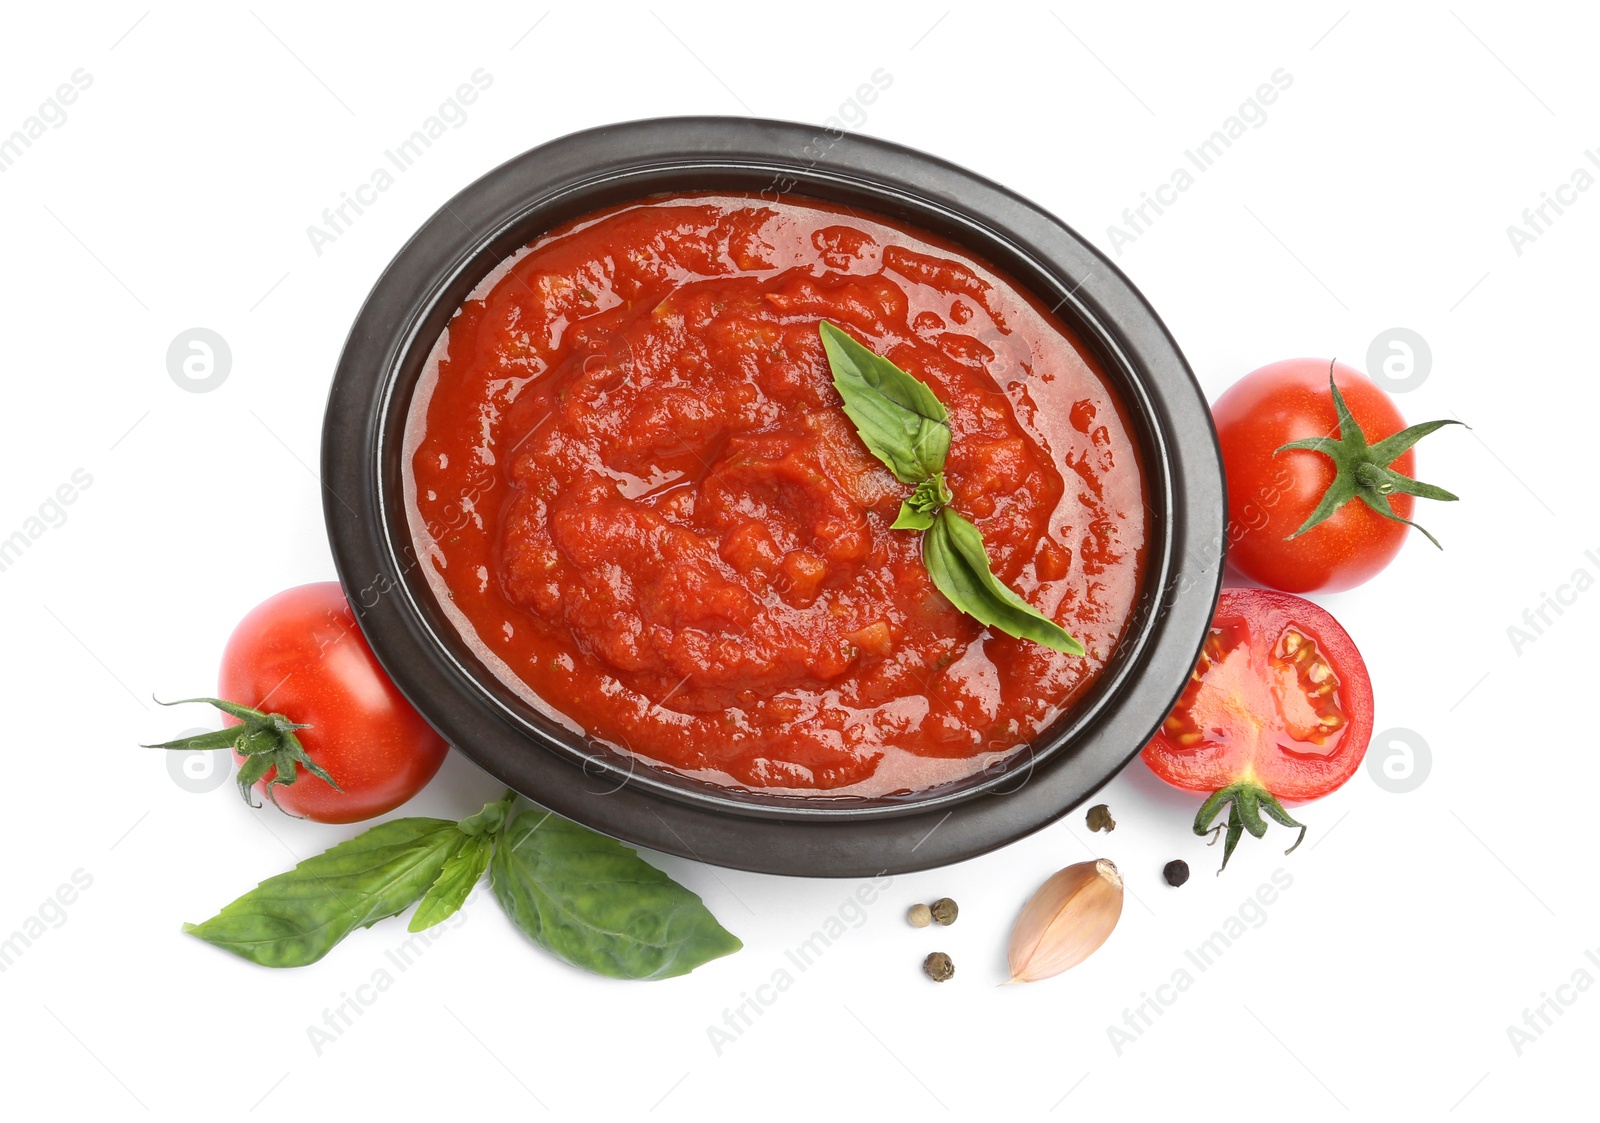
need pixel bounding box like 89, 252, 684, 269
404, 194, 1146, 797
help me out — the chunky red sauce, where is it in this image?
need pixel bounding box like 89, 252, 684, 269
405, 194, 1146, 796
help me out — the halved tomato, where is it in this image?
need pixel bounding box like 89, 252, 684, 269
1141, 588, 1374, 870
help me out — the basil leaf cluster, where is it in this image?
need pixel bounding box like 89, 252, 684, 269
183, 792, 741, 979
819, 321, 1084, 657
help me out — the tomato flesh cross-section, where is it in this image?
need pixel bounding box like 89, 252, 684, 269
1141, 589, 1374, 871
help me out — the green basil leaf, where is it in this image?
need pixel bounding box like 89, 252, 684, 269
819, 321, 950, 483
491, 809, 742, 980
409, 834, 492, 933
183, 817, 462, 967
924, 507, 1086, 656
456, 789, 517, 837
892, 474, 952, 530
891, 502, 937, 531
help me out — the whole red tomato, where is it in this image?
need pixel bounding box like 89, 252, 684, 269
1142, 588, 1374, 870
213, 583, 448, 823
1213, 358, 1459, 593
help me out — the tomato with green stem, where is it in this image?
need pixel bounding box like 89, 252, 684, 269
1141, 589, 1374, 872
1214, 358, 1462, 593
146, 583, 449, 823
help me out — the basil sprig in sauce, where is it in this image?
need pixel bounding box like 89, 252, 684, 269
818, 321, 1085, 657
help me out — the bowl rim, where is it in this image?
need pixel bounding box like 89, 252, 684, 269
323, 116, 1225, 877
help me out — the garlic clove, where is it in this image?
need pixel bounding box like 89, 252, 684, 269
1007, 858, 1124, 983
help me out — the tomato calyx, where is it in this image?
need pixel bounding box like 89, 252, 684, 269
1275, 363, 1463, 549
144, 696, 341, 814
1194, 779, 1306, 874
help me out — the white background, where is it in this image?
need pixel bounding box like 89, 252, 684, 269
1, 3, 1594, 1118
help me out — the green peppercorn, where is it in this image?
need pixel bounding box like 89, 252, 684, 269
930, 897, 958, 926
923, 951, 955, 982
1086, 804, 1116, 833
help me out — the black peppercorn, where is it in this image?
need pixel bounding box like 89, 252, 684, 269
1163, 859, 1190, 887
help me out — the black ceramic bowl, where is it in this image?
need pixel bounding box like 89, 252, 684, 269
322, 117, 1224, 877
